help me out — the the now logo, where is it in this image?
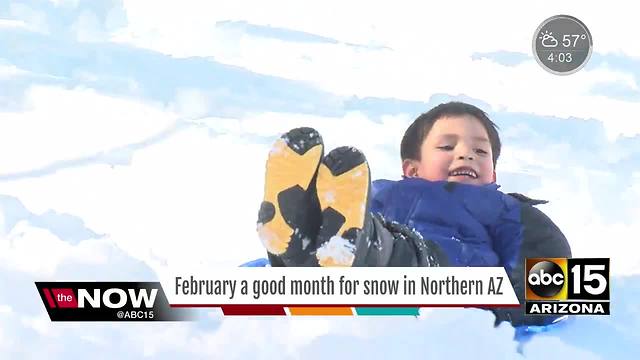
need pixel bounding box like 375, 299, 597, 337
40, 287, 158, 309
35, 282, 189, 321
78, 288, 158, 309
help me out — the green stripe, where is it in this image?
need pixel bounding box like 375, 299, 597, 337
354, 307, 420, 316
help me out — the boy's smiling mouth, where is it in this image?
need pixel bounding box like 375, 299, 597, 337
448, 166, 478, 179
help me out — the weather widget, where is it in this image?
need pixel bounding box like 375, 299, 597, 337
533, 15, 593, 75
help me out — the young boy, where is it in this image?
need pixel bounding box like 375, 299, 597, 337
256, 102, 571, 325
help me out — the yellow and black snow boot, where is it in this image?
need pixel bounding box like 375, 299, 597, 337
315, 146, 372, 267
257, 127, 324, 266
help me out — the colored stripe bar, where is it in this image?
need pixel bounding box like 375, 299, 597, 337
43, 288, 56, 309
355, 307, 420, 316
221, 305, 286, 316
288, 307, 353, 316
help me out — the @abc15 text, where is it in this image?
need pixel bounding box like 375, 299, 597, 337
525, 258, 610, 315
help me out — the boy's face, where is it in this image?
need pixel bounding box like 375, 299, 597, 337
403, 115, 496, 185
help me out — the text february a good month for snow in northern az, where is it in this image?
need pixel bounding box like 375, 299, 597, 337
171, 268, 513, 304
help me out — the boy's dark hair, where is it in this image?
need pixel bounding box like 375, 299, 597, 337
400, 101, 501, 166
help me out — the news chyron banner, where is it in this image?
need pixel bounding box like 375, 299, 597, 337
36, 267, 519, 320
161, 267, 520, 315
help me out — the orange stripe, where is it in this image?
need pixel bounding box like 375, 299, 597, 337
288, 307, 353, 315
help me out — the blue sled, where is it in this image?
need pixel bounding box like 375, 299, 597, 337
240, 258, 270, 267
514, 315, 570, 341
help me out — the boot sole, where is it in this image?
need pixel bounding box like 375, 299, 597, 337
257, 128, 323, 255
315, 147, 370, 267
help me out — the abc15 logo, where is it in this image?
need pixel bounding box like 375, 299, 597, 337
525, 258, 610, 301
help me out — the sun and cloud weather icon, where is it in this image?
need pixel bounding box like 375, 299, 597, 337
539, 30, 558, 48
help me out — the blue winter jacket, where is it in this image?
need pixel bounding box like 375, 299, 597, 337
371, 178, 541, 276
370, 177, 573, 326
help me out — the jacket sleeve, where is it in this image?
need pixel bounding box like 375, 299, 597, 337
352, 213, 448, 267
492, 194, 573, 326
490, 195, 524, 277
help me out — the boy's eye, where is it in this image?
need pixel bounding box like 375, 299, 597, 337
437, 145, 454, 150
475, 148, 488, 155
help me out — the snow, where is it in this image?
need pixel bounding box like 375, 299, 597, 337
301, 237, 311, 250
0, 1, 639, 358
316, 235, 356, 267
